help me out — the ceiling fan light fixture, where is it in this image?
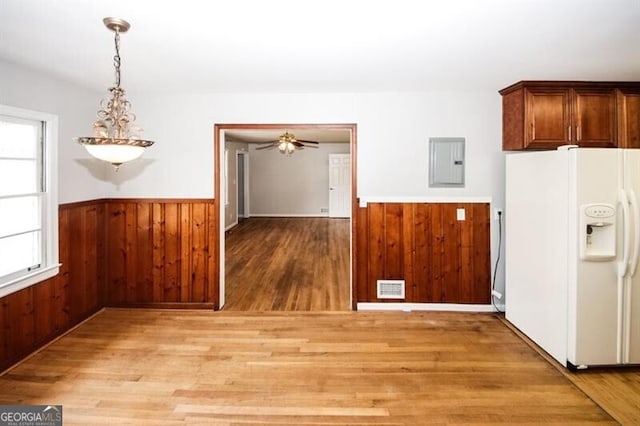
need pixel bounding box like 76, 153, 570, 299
279, 141, 296, 155
254, 131, 318, 155
75, 17, 154, 171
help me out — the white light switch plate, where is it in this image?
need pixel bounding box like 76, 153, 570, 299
456, 208, 465, 221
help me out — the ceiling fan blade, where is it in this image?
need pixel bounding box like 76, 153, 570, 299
255, 144, 275, 150
292, 141, 304, 147
304, 144, 319, 148
296, 139, 319, 144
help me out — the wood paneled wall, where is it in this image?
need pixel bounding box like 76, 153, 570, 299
2, 197, 489, 371
105, 200, 218, 308
354, 202, 491, 305
0, 201, 105, 372
1, 198, 219, 372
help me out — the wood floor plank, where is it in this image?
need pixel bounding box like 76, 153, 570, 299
224, 218, 350, 311
566, 369, 640, 425
0, 309, 621, 425
500, 316, 640, 425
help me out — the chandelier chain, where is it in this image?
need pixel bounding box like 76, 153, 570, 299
113, 29, 121, 88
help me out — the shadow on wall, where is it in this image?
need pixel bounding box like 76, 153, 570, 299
74, 158, 155, 189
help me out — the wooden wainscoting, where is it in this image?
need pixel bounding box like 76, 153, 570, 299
1, 198, 219, 372
105, 199, 218, 308
0, 200, 105, 372
355, 202, 491, 304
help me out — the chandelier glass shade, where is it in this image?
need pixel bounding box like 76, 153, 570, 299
75, 17, 153, 170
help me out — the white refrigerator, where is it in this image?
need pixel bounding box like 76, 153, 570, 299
505, 146, 640, 370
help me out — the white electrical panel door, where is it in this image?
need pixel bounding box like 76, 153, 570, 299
429, 138, 464, 187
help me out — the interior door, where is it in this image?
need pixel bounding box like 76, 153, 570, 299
329, 153, 350, 218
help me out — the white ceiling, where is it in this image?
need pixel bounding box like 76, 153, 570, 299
1, 0, 639, 94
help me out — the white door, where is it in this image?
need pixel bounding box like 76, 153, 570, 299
329, 154, 350, 218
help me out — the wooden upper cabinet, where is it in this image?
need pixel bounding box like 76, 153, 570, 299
617, 88, 640, 148
500, 81, 638, 150
524, 88, 571, 148
573, 89, 617, 147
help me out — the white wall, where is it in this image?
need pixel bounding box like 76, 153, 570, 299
113, 90, 505, 301
106, 93, 358, 198
355, 92, 503, 199
111, 91, 503, 200
249, 143, 350, 216
0, 60, 110, 203
0, 63, 507, 303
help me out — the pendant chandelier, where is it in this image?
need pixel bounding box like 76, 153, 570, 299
75, 17, 154, 170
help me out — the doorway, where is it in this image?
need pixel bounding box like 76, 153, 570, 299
214, 123, 357, 311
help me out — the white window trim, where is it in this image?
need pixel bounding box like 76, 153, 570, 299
0, 104, 59, 299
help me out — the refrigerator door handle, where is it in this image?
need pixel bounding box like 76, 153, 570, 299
616, 188, 632, 364
617, 276, 625, 363
628, 189, 640, 277
618, 189, 631, 278
623, 188, 640, 364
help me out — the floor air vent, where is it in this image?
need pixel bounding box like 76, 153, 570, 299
377, 280, 405, 299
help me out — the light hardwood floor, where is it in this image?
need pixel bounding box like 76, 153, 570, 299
0, 309, 625, 425
224, 218, 350, 311
500, 317, 640, 425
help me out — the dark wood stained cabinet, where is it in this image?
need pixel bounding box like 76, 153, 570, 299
618, 88, 640, 148
500, 81, 640, 150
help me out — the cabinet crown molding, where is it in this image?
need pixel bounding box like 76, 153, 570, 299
499, 80, 640, 95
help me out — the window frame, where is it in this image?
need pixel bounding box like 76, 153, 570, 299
0, 104, 59, 298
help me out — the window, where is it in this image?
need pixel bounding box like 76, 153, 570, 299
0, 105, 59, 298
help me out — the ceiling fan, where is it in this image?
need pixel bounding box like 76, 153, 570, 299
255, 131, 319, 155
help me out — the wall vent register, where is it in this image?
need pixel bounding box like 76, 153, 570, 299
377, 280, 405, 299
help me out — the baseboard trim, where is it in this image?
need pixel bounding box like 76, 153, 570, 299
356, 302, 496, 312
249, 213, 329, 218
106, 302, 216, 309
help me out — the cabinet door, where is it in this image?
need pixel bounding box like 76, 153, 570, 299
524, 88, 570, 148
573, 89, 617, 147
617, 89, 640, 148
